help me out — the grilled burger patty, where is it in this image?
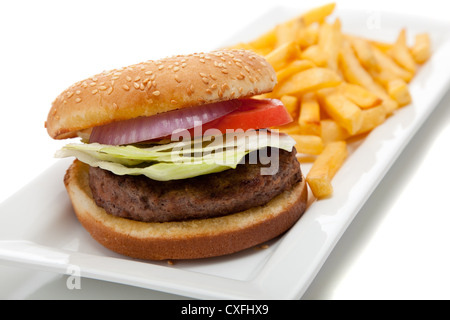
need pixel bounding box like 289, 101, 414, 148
88, 147, 302, 222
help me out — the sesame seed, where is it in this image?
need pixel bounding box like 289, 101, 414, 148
174, 75, 181, 83
158, 65, 164, 70
202, 77, 209, 84
152, 90, 160, 96
171, 99, 177, 104
206, 89, 212, 94
99, 86, 107, 91
75, 97, 82, 103
221, 69, 228, 74
126, 76, 132, 82
210, 74, 217, 80
92, 89, 98, 94
173, 66, 179, 72
199, 72, 207, 77
134, 76, 141, 82
122, 84, 130, 91
107, 87, 114, 95
133, 82, 140, 89
76, 90, 81, 95
67, 92, 74, 98
112, 76, 120, 80
145, 70, 153, 75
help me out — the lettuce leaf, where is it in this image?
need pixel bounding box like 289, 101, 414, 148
55, 130, 296, 181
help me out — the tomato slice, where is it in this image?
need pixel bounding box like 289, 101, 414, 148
195, 98, 293, 135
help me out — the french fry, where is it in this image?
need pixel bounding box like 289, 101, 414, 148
265, 41, 301, 71
272, 123, 302, 135
354, 105, 387, 135
318, 19, 342, 72
387, 78, 412, 106
317, 89, 363, 135
275, 17, 304, 48
348, 35, 379, 72
339, 83, 382, 109
391, 29, 417, 74
338, 39, 399, 114
371, 45, 414, 83
275, 67, 342, 96
301, 2, 336, 26
290, 134, 324, 155
298, 93, 321, 136
280, 95, 299, 119
306, 141, 348, 198
248, 28, 277, 54
275, 59, 316, 83
298, 23, 319, 49
300, 45, 327, 67
320, 119, 350, 144
370, 40, 393, 53
411, 33, 431, 64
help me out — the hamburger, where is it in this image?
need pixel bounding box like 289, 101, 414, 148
45, 49, 308, 260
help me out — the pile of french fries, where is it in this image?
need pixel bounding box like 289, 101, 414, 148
230, 3, 431, 199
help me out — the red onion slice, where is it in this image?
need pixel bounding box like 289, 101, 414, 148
89, 100, 241, 145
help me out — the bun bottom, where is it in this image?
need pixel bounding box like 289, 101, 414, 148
64, 160, 308, 260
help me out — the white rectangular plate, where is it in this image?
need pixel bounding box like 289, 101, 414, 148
1, 7, 450, 299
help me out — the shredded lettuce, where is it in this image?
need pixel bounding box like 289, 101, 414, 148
55, 130, 296, 181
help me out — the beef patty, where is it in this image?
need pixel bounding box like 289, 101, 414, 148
88, 147, 302, 222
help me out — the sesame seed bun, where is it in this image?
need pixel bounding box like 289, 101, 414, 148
64, 160, 307, 260
46, 49, 277, 140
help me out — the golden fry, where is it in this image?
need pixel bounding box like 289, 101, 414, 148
298, 93, 321, 136
318, 19, 342, 72
275, 17, 304, 48
354, 105, 387, 135
275, 67, 342, 96
290, 134, 324, 155
387, 79, 412, 106
371, 45, 413, 84
411, 33, 431, 64
338, 39, 399, 114
280, 95, 299, 119
339, 83, 382, 109
300, 45, 327, 67
276, 60, 316, 83
306, 141, 348, 198
320, 119, 350, 144
298, 24, 319, 49
317, 89, 363, 135
265, 41, 301, 71
391, 29, 417, 74
301, 2, 336, 26
348, 35, 379, 72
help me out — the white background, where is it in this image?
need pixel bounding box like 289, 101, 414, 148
0, 0, 449, 299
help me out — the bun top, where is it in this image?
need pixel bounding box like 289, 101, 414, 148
46, 49, 277, 140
